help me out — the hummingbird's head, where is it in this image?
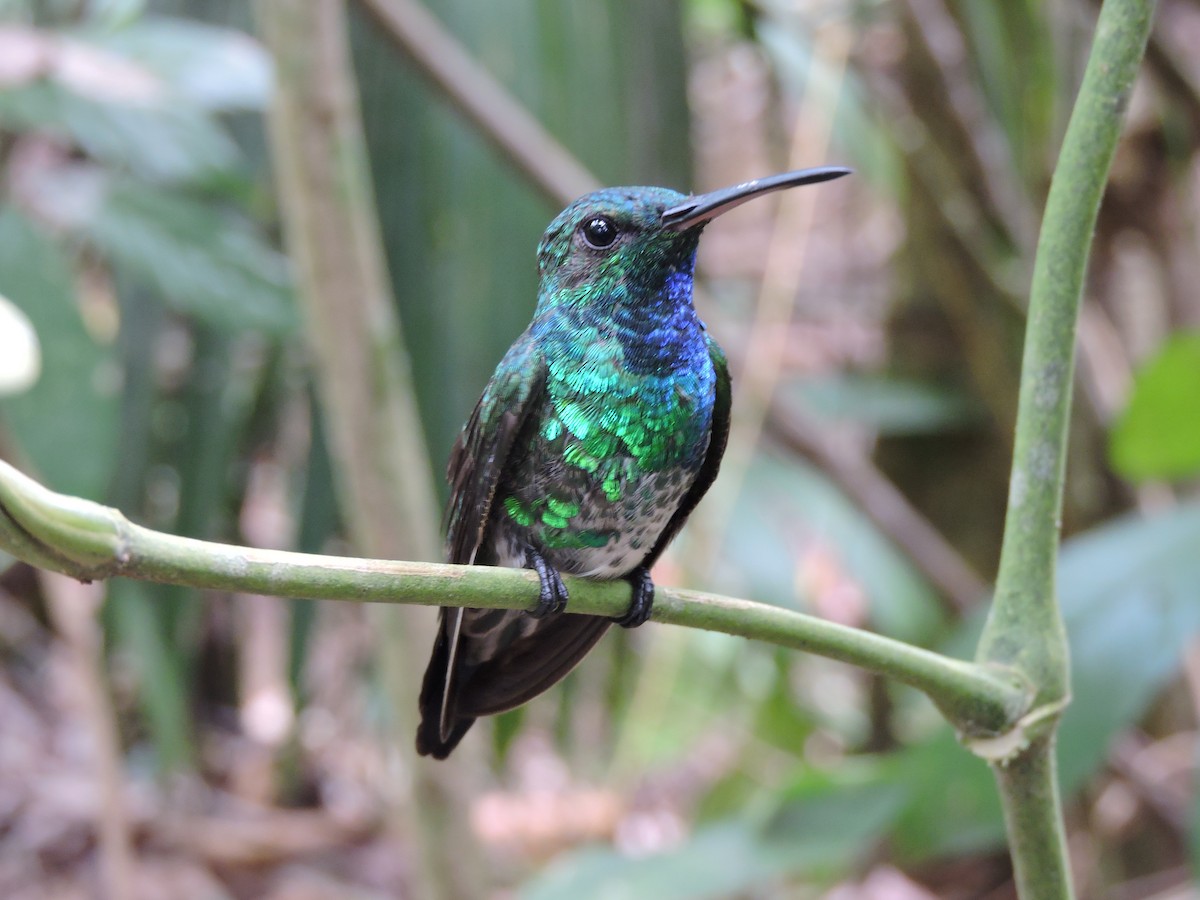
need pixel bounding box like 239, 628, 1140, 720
535, 186, 700, 308
533, 167, 852, 315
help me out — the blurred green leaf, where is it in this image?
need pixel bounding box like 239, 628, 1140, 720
781, 374, 983, 436
492, 707, 526, 760
289, 411, 340, 693
1109, 331, 1200, 481
607, 629, 760, 772
82, 0, 147, 30
895, 501, 1200, 859
0, 206, 120, 500
83, 17, 271, 111
522, 780, 903, 900
957, 4, 1023, 165
107, 579, 194, 770
764, 774, 908, 867
85, 180, 295, 333
888, 728, 1004, 860
522, 823, 782, 900
723, 454, 944, 645
956, 3, 1058, 185
1056, 501, 1200, 793
0, 80, 239, 183
696, 769, 767, 824
753, 651, 818, 752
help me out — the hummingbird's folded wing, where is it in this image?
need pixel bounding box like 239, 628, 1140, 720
443, 336, 547, 566
418, 335, 554, 758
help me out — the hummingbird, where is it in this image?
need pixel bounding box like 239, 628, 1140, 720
416, 166, 851, 759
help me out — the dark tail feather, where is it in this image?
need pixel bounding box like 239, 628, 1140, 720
456, 614, 611, 717
416, 710, 474, 759
416, 610, 475, 758
416, 608, 612, 758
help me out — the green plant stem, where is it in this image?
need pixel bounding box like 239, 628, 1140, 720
0, 458, 1029, 737
993, 734, 1072, 897
975, 0, 1155, 896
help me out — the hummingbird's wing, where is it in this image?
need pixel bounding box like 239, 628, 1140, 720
641, 336, 732, 569
417, 335, 548, 758
442, 336, 547, 568
419, 337, 611, 758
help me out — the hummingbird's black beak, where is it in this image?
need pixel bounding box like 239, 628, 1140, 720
660, 166, 852, 232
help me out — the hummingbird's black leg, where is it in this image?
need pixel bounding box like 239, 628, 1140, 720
615, 566, 654, 628
525, 547, 569, 618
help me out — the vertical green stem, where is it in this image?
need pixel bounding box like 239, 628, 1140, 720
993, 735, 1073, 896
976, 0, 1155, 896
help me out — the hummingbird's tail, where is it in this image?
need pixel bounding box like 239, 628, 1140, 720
415, 709, 474, 759
416, 609, 476, 759
416, 605, 612, 758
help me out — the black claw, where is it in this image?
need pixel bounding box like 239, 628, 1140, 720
616, 566, 654, 628
525, 547, 569, 618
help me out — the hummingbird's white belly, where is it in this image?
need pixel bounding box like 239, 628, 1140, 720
492, 469, 696, 579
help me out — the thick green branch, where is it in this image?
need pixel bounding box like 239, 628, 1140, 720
975, 1, 1155, 897
980, 0, 1154, 698
0, 458, 1030, 736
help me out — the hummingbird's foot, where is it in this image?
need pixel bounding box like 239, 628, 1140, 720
525, 547, 569, 618
615, 566, 654, 628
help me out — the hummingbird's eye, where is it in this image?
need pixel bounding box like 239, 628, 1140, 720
580, 216, 619, 250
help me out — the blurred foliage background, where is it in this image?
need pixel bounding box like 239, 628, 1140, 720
1, 0, 1199, 897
